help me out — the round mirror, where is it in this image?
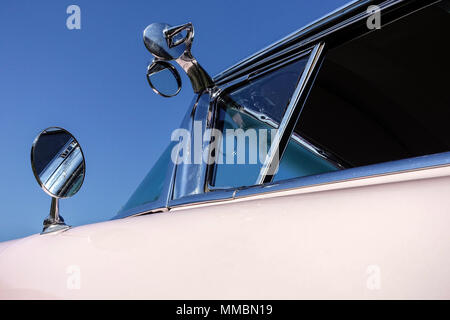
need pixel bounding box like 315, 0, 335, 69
31, 127, 86, 199
143, 22, 186, 60
146, 61, 182, 97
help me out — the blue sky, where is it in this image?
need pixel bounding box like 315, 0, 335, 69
0, 0, 348, 241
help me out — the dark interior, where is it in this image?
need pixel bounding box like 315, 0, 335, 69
296, 2, 450, 167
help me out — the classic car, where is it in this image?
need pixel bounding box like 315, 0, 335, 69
0, 0, 449, 299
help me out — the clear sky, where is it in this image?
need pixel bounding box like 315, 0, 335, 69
0, 0, 348, 241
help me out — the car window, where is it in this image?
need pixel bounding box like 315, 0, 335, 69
117, 143, 173, 214
223, 59, 307, 125
211, 2, 450, 189
290, 2, 450, 170
211, 102, 272, 188
272, 137, 339, 182
209, 56, 331, 189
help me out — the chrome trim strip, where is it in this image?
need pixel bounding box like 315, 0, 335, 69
256, 42, 326, 185
169, 189, 235, 208
170, 152, 450, 210
214, 48, 313, 100
112, 200, 168, 219
237, 152, 450, 199
215, 47, 313, 86
171, 93, 214, 199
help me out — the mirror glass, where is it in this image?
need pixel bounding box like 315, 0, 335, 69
31, 127, 85, 198
143, 23, 186, 60
147, 61, 181, 97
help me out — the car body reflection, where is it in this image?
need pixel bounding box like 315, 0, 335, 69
37, 134, 84, 198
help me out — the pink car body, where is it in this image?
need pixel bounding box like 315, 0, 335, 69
1, 165, 449, 299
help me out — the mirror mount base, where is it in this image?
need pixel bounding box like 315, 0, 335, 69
41, 198, 70, 234
41, 223, 70, 235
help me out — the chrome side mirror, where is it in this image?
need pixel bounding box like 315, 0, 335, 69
143, 22, 214, 96
31, 127, 86, 234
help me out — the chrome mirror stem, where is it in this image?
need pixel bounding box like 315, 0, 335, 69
41, 197, 70, 234
175, 52, 213, 93
50, 197, 60, 222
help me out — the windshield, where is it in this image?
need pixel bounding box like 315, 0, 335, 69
116, 143, 173, 215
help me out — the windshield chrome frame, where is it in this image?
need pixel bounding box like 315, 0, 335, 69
256, 42, 325, 184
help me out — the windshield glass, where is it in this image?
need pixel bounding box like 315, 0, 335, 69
116, 143, 173, 215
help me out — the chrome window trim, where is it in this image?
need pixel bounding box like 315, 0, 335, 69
214, 45, 314, 87
214, 48, 313, 95
169, 189, 236, 208
256, 42, 325, 184
171, 91, 218, 200
235, 152, 450, 199
168, 152, 450, 209
112, 199, 168, 219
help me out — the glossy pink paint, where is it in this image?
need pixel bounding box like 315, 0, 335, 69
1, 166, 450, 299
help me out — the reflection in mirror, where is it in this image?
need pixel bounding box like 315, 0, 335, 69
167, 29, 188, 48
147, 61, 182, 97
143, 22, 186, 60
32, 127, 85, 198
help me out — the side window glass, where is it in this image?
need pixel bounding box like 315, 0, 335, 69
273, 137, 340, 182
210, 57, 309, 189
274, 3, 450, 182
278, 2, 450, 178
